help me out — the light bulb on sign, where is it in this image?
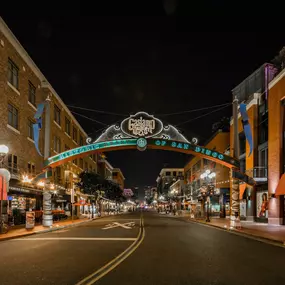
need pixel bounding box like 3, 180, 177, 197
22, 175, 32, 184
37, 181, 45, 187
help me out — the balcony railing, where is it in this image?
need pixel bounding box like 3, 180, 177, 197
246, 167, 268, 182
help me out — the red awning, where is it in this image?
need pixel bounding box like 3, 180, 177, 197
239, 183, 247, 200
275, 174, 285, 196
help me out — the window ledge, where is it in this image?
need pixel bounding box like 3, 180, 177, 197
27, 137, 35, 143
65, 132, 71, 138
73, 140, 78, 145
28, 101, 37, 112
7, 81, 20, 95
53, 150, 58, 154
53, 121, 62, 129
7, 124, 20, 134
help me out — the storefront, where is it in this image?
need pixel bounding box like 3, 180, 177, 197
8, 183, 43, 224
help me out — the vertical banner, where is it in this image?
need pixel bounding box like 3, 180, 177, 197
240, 103, 253, 157
33, 102, 46, 156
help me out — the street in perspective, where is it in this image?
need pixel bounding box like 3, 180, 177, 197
1, 7, 285, 285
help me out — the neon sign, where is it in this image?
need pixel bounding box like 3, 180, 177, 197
45, 139, 137, 166
120, 112, 163, 138
45, 138, 239, 169
149, 139, 239, 168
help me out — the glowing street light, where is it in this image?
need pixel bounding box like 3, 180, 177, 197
37, 181, 45, 187
22, 175, 32, 184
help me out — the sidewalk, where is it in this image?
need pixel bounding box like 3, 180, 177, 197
172, 214, 285, 246
0, 213, 117, 242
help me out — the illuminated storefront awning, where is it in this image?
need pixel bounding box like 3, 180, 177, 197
275, 174, 285, 196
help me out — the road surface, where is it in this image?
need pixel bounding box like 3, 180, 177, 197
0, 211, 284, 285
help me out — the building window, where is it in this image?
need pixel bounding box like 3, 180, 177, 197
79, 158, 83, 169
239, 131, 246, 155
28, 162, 35, 174
73, 159, 77, 165
259, 114, 268, 145
54, 104, 61, 125
8, 154, 18, 173
65, 117, 71, 135
73, 127, 77, 142
259, 147, 268, 168
240, 158, 246, 173
28, 119, 34, 139
85, 162, 88, 170
173, 171, 177, 176
55, 167, 61, 183
28, 81, 36, 106
79, 135, 83, 146
54, 136, 61, 153
8, 103, 19, 130
8, 58, 19, 89
165, 172, 171, 176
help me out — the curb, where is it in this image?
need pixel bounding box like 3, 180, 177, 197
179, 217, 285, 247
0, 214, 120, 242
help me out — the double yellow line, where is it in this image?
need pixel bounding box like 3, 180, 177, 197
75, 214, 145, 285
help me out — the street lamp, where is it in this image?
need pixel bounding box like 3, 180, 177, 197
0, 145, 9, 233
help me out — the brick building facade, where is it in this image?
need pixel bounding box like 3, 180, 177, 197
0, 17, 97, 221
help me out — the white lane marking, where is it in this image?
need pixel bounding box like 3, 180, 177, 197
13, 237, 137, 241
102, 222, 135, 230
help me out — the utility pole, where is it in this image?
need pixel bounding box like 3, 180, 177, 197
43, 94, 53, 227
230, 96, 240, 228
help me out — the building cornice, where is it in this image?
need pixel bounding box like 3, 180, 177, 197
268, 68, 285, 90
0, 17, 88, 137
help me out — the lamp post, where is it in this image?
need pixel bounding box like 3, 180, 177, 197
0, 145, 9, 233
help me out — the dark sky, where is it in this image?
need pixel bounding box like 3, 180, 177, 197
2, 2, 284, 190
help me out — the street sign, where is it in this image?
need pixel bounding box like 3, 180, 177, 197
102, 221, 135, 230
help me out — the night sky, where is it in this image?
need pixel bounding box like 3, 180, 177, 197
2, 2, 284, 191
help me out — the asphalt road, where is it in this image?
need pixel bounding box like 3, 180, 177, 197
0, 211, 285, 285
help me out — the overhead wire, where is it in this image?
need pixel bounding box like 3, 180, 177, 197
70, 111, 109, 126
155, 102, 232, 116
67, 105, 127, 117
175, 103, 232, 127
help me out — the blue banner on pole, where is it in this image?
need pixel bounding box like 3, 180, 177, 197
34, 102, 45, 119
33, 123, 42, 156
33, 102, 46, 156
240, 103, 253, 157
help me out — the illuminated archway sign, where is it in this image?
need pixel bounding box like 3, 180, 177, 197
43, 111, 240, 169
44, 138, 239, 169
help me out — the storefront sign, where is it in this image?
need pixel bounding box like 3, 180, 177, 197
256, 191, 268, 219
121, 112, 163, 138
9, 186, 42, 194
26, 211, 35, 229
